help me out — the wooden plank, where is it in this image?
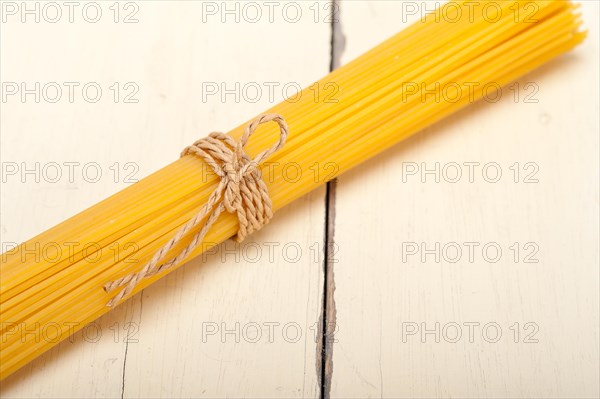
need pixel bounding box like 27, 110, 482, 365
329, 1, 599, 398
0, 1, 331, 397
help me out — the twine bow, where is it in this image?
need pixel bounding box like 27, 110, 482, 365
104, 113, 289, 307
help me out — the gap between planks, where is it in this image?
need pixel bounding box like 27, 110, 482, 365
318, 2, 345, 398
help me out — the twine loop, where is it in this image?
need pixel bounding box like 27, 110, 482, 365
104, 113, 289, 307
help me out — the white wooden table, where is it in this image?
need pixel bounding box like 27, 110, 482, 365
1, 1, 598, 397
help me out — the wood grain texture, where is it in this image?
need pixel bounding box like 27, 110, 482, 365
0, 1, 330, 397
329, 1, 599, 398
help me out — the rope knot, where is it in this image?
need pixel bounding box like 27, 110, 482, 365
183, 114, 288, 241
103, 113, 289, 307
221, 152, 253, 217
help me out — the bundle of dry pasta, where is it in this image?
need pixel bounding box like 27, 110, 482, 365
1, 0, 585, 380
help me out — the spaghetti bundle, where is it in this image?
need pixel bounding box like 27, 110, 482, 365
1, 0, 585, 380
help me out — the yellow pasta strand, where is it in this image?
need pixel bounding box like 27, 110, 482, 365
0, 0, 585, 380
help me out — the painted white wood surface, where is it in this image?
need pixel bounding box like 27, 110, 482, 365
1, 1, 598, 398
329, 1, 599, 398
0, 1, 330, 397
